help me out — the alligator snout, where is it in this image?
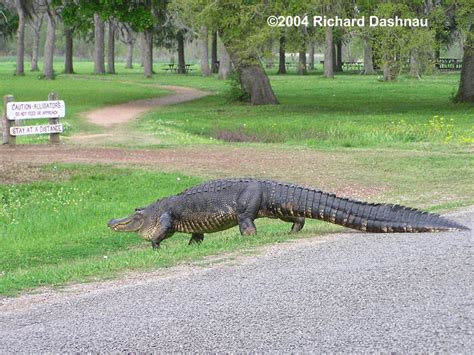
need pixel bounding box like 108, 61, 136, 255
107, 218, 120, 230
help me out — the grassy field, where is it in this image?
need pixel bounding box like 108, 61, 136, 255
0, 60, 472, 296
138, 73, 473, 148
0, 165, 341, 296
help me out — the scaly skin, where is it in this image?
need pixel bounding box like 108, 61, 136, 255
108, 178, 469, 249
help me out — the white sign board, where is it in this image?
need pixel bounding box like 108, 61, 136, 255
10, 124, 63, 136
6, 100, 65, 120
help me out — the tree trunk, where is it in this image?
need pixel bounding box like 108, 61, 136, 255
177, 31, 186, 74
265, 39, 274, 68
200, 26, 210, 76
31, 13, 44, 72
454, 25, 474, 102
140, 32, 145, 67
410, 49, 420, 79
239, 64, 278, 105
107, 19, 115, 74
125, 40, 134, 69
335, 39, 343, 72
383, 61, 392, 81
15, 1, 26, 76
277, 35, 287, 74
363, 35, 374, 74
309, 42, 314, 70
324, 27, 334, 78
43, 10, 56, 80
64, 26, 74, 74
142, 29, 153, 78
298, 42, 307, 75
218, 41, 231, 80
211, 31, 218, 73
94, 13, 105, 75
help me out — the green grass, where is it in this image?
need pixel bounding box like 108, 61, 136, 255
0, 165, 337, 296
137, 73, 474, 148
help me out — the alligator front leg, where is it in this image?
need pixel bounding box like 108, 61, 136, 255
188, 233, 204, 245
238, 217, 257, 236
236, 183, 261, 236
150, 213, 174, 250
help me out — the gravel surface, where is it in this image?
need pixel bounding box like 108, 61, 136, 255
1, 208, 472, 352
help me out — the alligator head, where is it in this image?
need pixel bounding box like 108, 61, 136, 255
108, 207, 158, 240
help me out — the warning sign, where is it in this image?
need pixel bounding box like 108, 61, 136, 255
6, 100, 65, 120
10, 124, 64, 136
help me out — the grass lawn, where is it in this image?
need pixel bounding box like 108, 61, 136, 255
0, 60, 472, 296
138, 72, 474, 148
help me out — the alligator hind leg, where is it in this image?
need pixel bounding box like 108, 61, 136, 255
188, 233, 204, 245
281, 216, 305, 233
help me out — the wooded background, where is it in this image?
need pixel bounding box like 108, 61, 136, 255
1, 0, 473, 103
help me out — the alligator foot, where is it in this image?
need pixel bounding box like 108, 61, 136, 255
239, 218, 257, 236
291, 217, 305, 233
189, 233, 204, 245
151, 240, 161, 250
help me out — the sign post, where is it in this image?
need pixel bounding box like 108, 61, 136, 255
48, 92, 60, 144
2, 95, 15, 146
3, 93, 65, 146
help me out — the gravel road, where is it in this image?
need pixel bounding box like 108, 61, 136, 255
1, 208, 472, 353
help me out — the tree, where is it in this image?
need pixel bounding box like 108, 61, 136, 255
118, 23, 136, 69
454, 24, 473, 102
218, 36, 231, 79
13, 0, 33, 76
308, 41, 315, 70
176, 29, 186, 73
60, 0, 94, 76
211, 31, 218, 73
277, 35, 287, 74
174, 0, 278, 104
454, 0, 474, 102
298, 39, 307, 75
199, 25, 210, 75
43, 2, 58, 80
93, 12, 105, 74
324, 26, 334, 78
30, 7, 45, 72
362, 34, 375, 74
107, 18, 116, 74
63, 25, 74, 73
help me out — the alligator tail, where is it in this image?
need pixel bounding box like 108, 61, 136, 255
268, 183, 469, 233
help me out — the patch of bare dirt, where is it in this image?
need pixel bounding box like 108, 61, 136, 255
0, 161, 72, 184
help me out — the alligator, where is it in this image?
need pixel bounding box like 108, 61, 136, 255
107, 178, 469, 249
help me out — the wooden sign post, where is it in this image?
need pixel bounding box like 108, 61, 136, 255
2, 95, 15, 145
48, 92, 60, 144
2, 93, 65, 146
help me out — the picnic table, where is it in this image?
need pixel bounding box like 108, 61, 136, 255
436, 58, 462, 70
320, 60, 364, 72
285, 62, 314, 71
342, 61, 364, 71
163, 64, 194, 73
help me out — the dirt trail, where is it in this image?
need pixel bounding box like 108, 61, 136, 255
84, 85, 210, 127
68, 85, 210, 146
